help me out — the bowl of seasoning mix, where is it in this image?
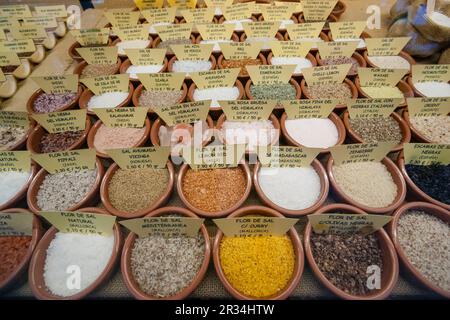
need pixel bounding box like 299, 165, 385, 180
389, 202, 450, 298
119, 57, 169, 83
73, 58, 122, 79
354, 77, 414, 108
304, 203, 399, 300
0, 164, 38, 211
315, 52, 366, 77
402, 110, 450, 144
0, 120, 35, 152
132, 82, 188, 112
177, 160, 252, 218
121, 206, 211, 300
28, 207, 122, 300
0, 208, 43, 294
217, 53, 267, 78
342, 111, 411, 153
26, 85, 83, 114
213, 205, 304, 300
300, 78, 358, 109
100, 161, 175, 219
326, 156, 407, 214
26, 117, 91, 154
26, 158, 104, 214
253, 159, 329, 216
267, 52, 317, 77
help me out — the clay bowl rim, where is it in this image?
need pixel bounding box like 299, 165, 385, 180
26, 117, 92, 154
315, 51, 366, 77
332, 0, 347, 17
303, 203, 399, 300
111, 37, 153, 58
119, 57, 169, 82
253, 159, 329, 216
87, 116, 150, 159
342, 110, 411, 153
388, 201, 450, 298
327, 30, 372, 51
187, 79, 245, 111
326, 156, 406, 214
216, 52, 267, 78
0, 164, 38, 211
212, 205, 304, 300
73, 58, 122, 77
132, 82, 188, 112
363, 51, 416, 73
244, 78, 302, 109
167, 54, 217, 78
397, 151, 450, 210
26, 85, 84, 115
1, 119, 36, 152
26, 157, 105, 215
100, 161, 175, 219
267, 51, 317, 77
239, 31, 285, 52
300, 78, 358, 109
194, 32, 241, 53
79, 81, 134, 117
280, 111, 346, 154
28, 207, 123, 300
120, 206, 211, 300
68, 38, 113, 61
401, 109, 440, 143
0, 208, 43, 294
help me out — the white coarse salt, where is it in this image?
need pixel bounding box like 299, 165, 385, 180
193, 86, 240, 109
148, 22, 172, 34
87, 91, 129, 110
200, 39, 232, 52
44, 232, 114, 297
334, 37, 366, 49
245, 37, 277, 50
412, 81, 450, 97
126, 64, 164, 79
285, 118, 339, 148
223, 19, 253, 31
258, 166, 321, 210
172, 60, 212, 76
116, 40, 151, 55
221, 120, 277, 152
271, 57, 312, 74
0, 171, 30, 205
429, 11, 450, 27
367, 55, 410, 69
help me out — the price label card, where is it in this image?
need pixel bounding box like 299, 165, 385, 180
11, 25, 47, 40
0, 39, 35, 54
412, 64, 450, 83
0, 17, 20, 30
104, 9, 140, 26
204, 0, 233, 8
219, 100, 276, 121
0, 29, 5, 41
141, 7, 177, 24
182, 144, 246, 169
167, 0, 197, 9
95, 107, 148, 128
366, 37, 411, 56
190, 68, 240, 89
81, 74, 129, 96
274, 1, 303, 12
261, 5, 294, 21
75, 46, 118, 65
284, 99, 337, 119
214, 216, 298, 237
32, 110, 86, 134
0, 151, 30, 173
329, 21, 367, 39
247, 64, 296, 85
302, 64, 351, 86
154, 23, 193, 41
286, 22, 325, 40
170, 43, 213, 61
242, 21, 280, 39
181, 8, 215, 23
308, 213, 392, 235
106, 146, 170, 170
34, 5, 67, 18
330, 142, 396, 165
404, 143, 450, 166
0, 5, 32, 18
31, 149, 96, 174
258, 145, 320, 167
0, 111, 29, 129
70, 28, 110, 46
0, 69, 4, 82
406, 97, 450, 117
0, 212, 33, 237
22, 17, 58, 29
302, 0, 337, 21
347, 98, 402, 119
125, 48, 165, 66
220, 42, 262, 60
40, 211, 116, 236
270, 41, 313, 58
317, 41, 359, 58
358, 68, 408, 87
222, 2, 254, 21
196, 23, 234, 41
31, 75, 78, 94
156, 100, 210, 126
0, 51, 20, 67
120, 216, 203, 238
134, 0, 164, 10
113, 24, 149, 41
138, 72, 185, 91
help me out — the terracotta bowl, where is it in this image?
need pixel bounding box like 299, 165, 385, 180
26, 117, 92, 154
327, 156, 406, 214
79, 82, 134, 116
119, 57, 168, 83
0, 208, 43, 294
297, 13, 338, 31
132, 82, 188, 112
213, 205, 304, 300
300, 78, 358, 110
363, 51, 416, 74
253, 159, 329, 216
401, 109, 445, 143
332, 0, 347, 17
245, 78, 302, 110
73, 58, 121, 77
280, 111, 346, 154
2, 120, 36, 151
304, 203, 399, 300
315, 52, 366, 77
194, 33, 240, 53
68, 39, 113, 61
388, 202, 450, 298
87, 117, 151, 159
239, 32, 284, 52
28, 207, 123, 300
217, 53, 267, 78
111, 37, 153, 58
0, 164, 38, 211
151, 35, 197, 56
267, 52, 317, 77
216, 113, 281, 154
342, 110, 411, 153
26, 85, 83, 115
176, 161, 252, 218
26, 157, 105, 214
397, 151, 450, 210
327, 31, 372, 52
354, 77, 414, 108
100, 161, 175, 219
121, 206, 211, 300
167, 54, 217, 77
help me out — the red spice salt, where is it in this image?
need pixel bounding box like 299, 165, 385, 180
0, 236, 32, 282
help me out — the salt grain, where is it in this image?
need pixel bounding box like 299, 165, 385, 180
221, 120, 277, 152
172, 60, 212, 75
87, 91, 129, 110
285, 118, 339, 148
0, 171, 30, 205
271, 57, 312, 74
412, 81, 450, 97
193, 86, 240, 109
367, 55, 410, 69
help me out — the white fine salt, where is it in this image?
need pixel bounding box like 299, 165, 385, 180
223, 19, 253, 31
193, 86, 240, 109
0, 171, 30, 205
270, 57, 312, 74
222, 120, 277, 152
172, 60, 212, 76
334, 37, 366, 49
429, 11, 450, 27
116, 40, 151, 55
413, 81, 450, 97
258, 166, 321, 210
200, 39, 232, 52
285, 118, 339, 148
245, 37, 277, 50
126, 64, 164, 79
44, 232, 114, 297
367, 55, 410, 69
87, 91, 129, 110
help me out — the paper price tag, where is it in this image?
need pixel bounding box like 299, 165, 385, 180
34, 5, 67, 18
403, 143, 450, 166
22, 17, 58, 29
31, 75, 78, 94
412, 64, 450, 83
141, 7, 176, 24
222, 2, 254, 21
125, 48, 166, 66
94, 107, 148, 128
308, 213, 392, 235
0, 111, 29, 129
0, 212, 33, 237
106, 146, 170, 170
134, 0, 164, 10
347, 98, 402, 118
302, 0, 337, 21
11, 25, 47, 40
406, 97, 450, 117
170, 43, 213, 61
261, 5, 294, 21
196, 23, 234, 41
366, 37, 411, 56
329, 21, 367, 39
270, 41, 313, 58
317, 41, 359, 58
247, 64, 296, 85
181, 8, 215, 23
154, 23, 193, 41
258, 146, 320, 167
113, 24, 149, 41
330, 142, 395, 165
156, 100, 210, 126
104, 10, 140, 26
242, 21, 280, 39
120, 216, 203, 238
75, 46, 118, 65
0, 151, 30, 173
167, 0, 197, 9
70, 28, 110, 46
0, 5, 32, 19
358, 68, 408, 87
286, 22, 324, 40
81, 74, 129, 96
284, 99, 337, 119
138, 72, 185, 91
214, 216, 298, 237
0, 40, 35, 54
31, 149, 96, 174
302, 64, 351, 86
190, 68, 240, 89
204, 0, 233, 8
182, 144, 246, 170
32, 110, 86, 134
220, 42, 262, 60
219, 100, 276, 121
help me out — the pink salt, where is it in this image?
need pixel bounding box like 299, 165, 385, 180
93, 124, 146, 153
